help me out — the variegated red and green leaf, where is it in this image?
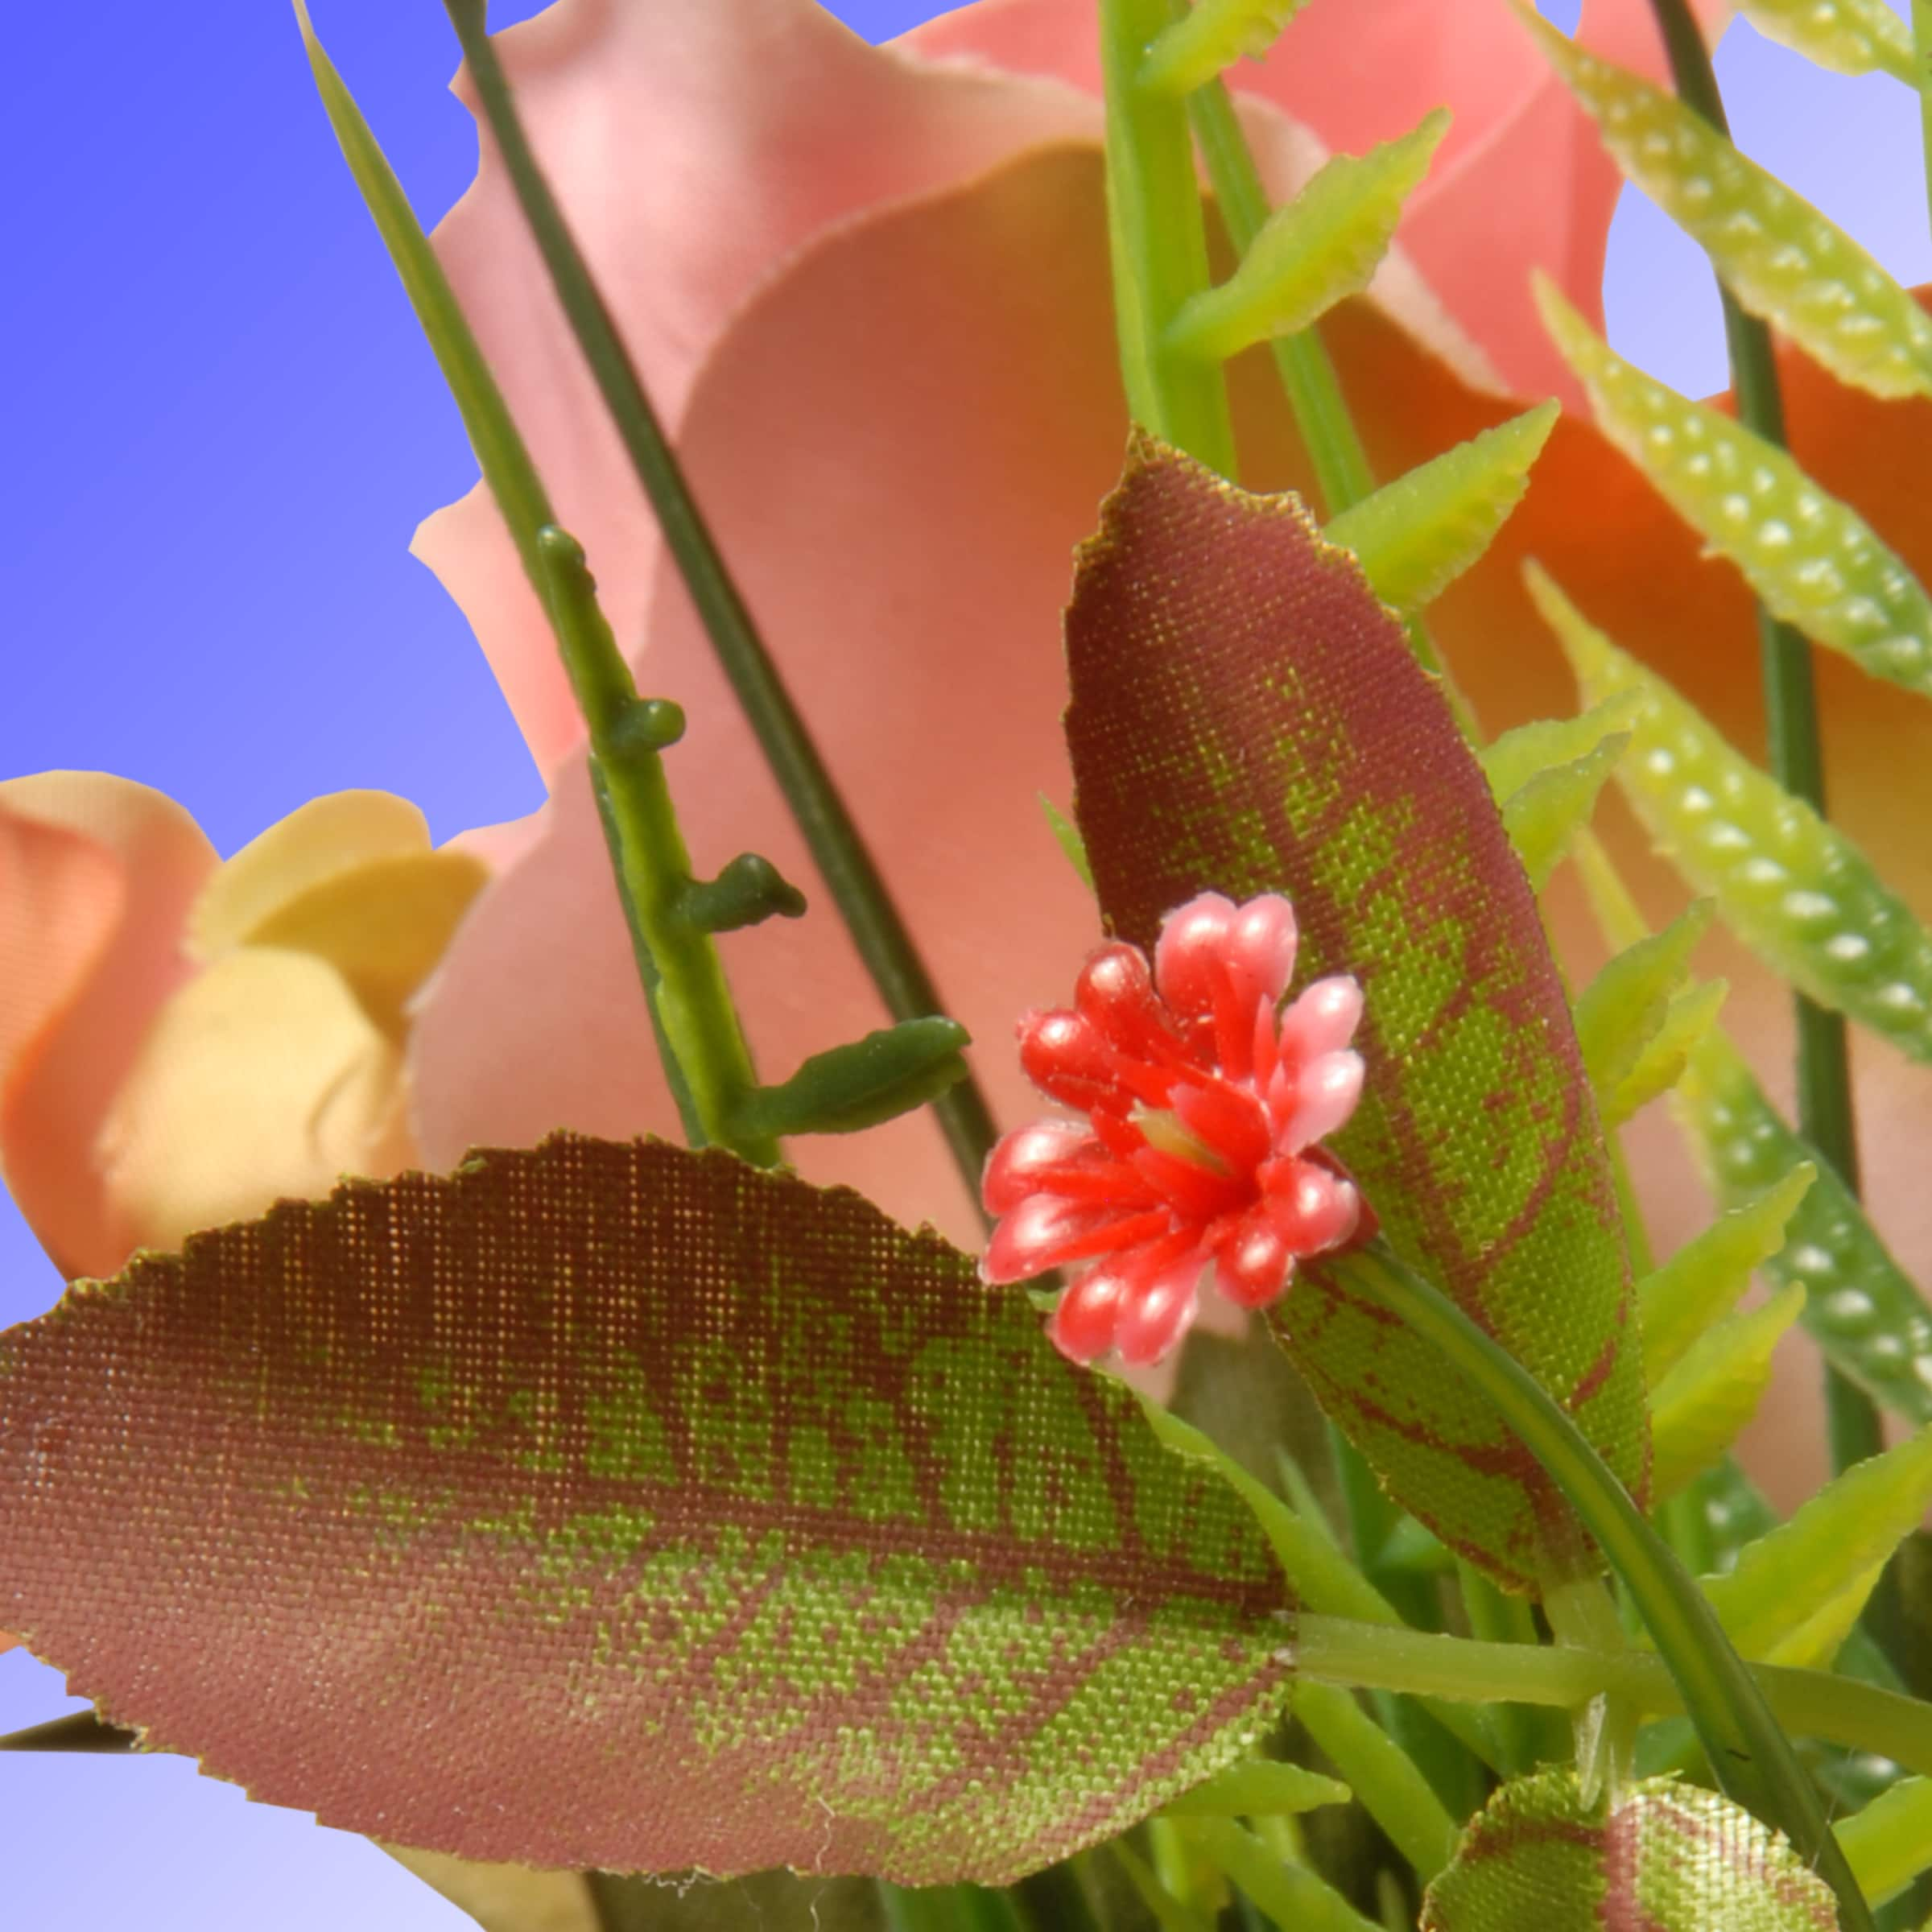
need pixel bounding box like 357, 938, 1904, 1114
1418, 1769, 1838, 1930
0, 1133, 1292, 1885
1063, 435, 1648, 1595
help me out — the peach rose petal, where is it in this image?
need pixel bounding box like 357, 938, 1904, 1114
0, 774, 216, 1279
898, 0, 1730, 402
0, 808, 122, 1108
96, 947, 411, 1257
413, 0, 1103, 774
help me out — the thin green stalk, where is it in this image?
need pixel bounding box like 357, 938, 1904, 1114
1293, 1682, 1461, 1885
297, 0, 708, 1144
440, 0, 1000, 1205
1642, 0, 1876, 1478
541, 534, 776, 1162
1098, 0, 1239, 473
1185, 79, 1374, 518
1337, 1241, 1874, 1930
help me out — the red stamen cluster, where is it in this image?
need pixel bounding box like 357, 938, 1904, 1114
981, 891, 1368, 1366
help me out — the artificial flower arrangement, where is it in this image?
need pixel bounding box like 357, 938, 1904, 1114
9, 0, 1932, 1927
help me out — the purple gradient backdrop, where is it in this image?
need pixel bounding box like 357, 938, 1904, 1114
2, 2, 1926, 1926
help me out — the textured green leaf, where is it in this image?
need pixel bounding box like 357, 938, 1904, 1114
1166, 113, 1450, 362
1538, 282, 1932, 697
1499, 729, 1629, 892
1639, 1168, 1814, 1386
1733, 0, 1917, 85
1138, 0, 1311, 96
1158, 1760, 1349, 1816
1521, 6, 1932, 398
0, 1133, 1294, 1885
1678, 1029, 1932, 1423
1064, 435, 1649, 1596
1839, 1775, 1932, 1907
1703, 1428, 1932, 1668
1326, 402, 1560, 613
1480, 693, 1644, 808
1574, 901, 1712, 1114
1418, 1770, 1839, 1930
1649, 1287, 1806, 1504
1534, 565, 1932, 1059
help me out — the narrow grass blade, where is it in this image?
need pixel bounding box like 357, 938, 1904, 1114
1838, 1776, 1932, 1907
1139, 0, 1311, 96
1166, 113, 1450, 362
1521, 5, 1932, 398
1538, 283, 1932, 700
1703, 1430, 1932, 1668
1534, 565, 1932, 1062
1640, 1168, 1814, 1386
1185, 1817, 1384, 1931
1649, 1288, 1808, 1503
1160, 1762, 1350, 1817
1326, 402, 1559, 613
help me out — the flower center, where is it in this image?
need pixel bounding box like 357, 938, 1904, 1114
1132, 1105, 1231, 1175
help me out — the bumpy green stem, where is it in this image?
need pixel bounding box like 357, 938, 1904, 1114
1098, 0, 1240, 473
1338, 1241, 1874, 1930
1641, 0, 1877, 1478
441, 0, 1000, 1203
1184, 80, 1373, 516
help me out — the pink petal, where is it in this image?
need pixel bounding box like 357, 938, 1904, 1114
415, 0, 1102, 774
1283, 1049, 1366, 1152
1224, 894, 1298, 1008
1114, 1257, 1204, 1367
1265, 1160, 1363, 1254
0, 777, 216, 1279
1153, 893, 1238, 1019
1048, 1266, 1127, 1362
410, 148, 1137, 1246
1278, 975, 1364, 1066
981, 1116, 1100, 1215
899, 0, 1730, 399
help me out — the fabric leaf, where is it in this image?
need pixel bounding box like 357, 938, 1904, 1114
0, 1133, 1294, 1886
1138, 0, 1310, 97
1063, 435, 1649, 1596
1536, 565, 1932, 1061
1639, 1168, 1814, 1386
1538, 282, 1932, 698
1702, 1427, 1932, 1668
1521, 6, 1932, 399
1418, 1769, 1838, 1930
1732, 0, 1916, 85
1325, 402, 1559, 613
1166, 113, 1450, 362
1649, 1287, 1806, 1504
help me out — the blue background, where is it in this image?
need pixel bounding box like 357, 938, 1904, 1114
2, 2, 1926, 1925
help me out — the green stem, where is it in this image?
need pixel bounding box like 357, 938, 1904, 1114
1098, 0, 1239, 473
1185, 80, 1373, 517
1294, 1680, 1462, 1882
1337, 1241, 1874, 1930
295, 0, 708, 1141
1641, 0, 1876, 1478
540, 534, 776, 1162
440, 0, 1001, 1206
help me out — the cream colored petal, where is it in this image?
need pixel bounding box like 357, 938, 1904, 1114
96, 947, 412, 1257
0, 774, 216, 1278
189, 791, 431, 960
244, 851, 489, 1038
379, 1849, 597, 1932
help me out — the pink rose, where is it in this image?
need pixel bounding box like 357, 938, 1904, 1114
409, 0, 1724, 1249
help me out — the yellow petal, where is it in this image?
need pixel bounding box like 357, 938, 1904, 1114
187, 791, 430, 961
379, 1849, 597, 1932
244, 851, 489, 1037
95, 947, 412, 1255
